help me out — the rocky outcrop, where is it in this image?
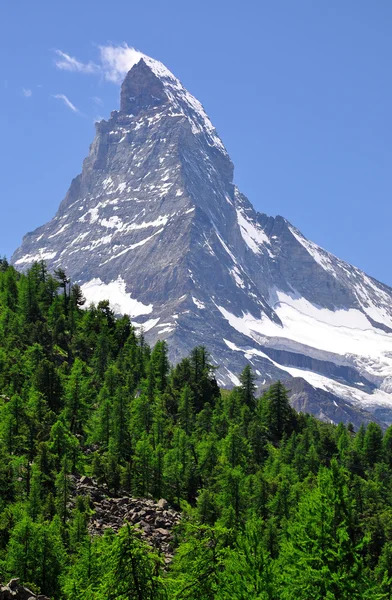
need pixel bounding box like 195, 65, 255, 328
0, 579, 49, 600
72, 475, 181, 563
288, 378, 387, 429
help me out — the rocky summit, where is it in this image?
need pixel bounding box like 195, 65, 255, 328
12, 52, 392, 427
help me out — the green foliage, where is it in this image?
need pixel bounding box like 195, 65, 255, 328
262, 380, 297, 442
0, 261, 392, 598
279, 460, 367, 598
168, 523, 229, 599
5, 515, 65, 598
98, 524, 165, 599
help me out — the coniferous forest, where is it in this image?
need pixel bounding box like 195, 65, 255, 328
2, 259, 392, 599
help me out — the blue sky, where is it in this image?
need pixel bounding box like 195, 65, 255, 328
1, 0, 391, 285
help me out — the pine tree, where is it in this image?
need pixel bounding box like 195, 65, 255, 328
150, 340, 170, 394
69, 498, 90, 549
27, 464, 43, 521
222, 424, 250, 468
279, 461, 366, 599
96, 523, 165, 599
133, 434, 154, 497
169, 524, 229, 600
219, 519, 276, 599
6, 515, 66, 598
364, 422, 384, 467
164, 428, 192, 504
383, 425, 392, 468
190, 346, 219, 412
178, 385, 194, 435
64, 358, 92, 435
238, 364, 257, 410
111, 385, 131, 460
218, 466, 246, 527
55, 458, 71, 524
263, 381, 296, 442
32, 359, 62, 412
372, 541, 392, 599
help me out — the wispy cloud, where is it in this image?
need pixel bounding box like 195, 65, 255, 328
99, 44, 145, 83
52, 93, 80, 113
54, 50, 99, 74
22, 88, 32, 98
53, 44, 146, 84
92, 95, 103, 106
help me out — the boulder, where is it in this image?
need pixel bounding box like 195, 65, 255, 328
0, 579, 50, 600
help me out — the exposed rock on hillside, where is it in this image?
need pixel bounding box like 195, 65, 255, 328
72, 475, 181, 563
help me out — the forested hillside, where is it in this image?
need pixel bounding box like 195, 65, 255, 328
1, 259, 392, 599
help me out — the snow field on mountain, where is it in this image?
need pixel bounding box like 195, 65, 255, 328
217, 288, 392, 387
223, 337, 392, 411
81, 276, 153, 317
219, 290, 392, 359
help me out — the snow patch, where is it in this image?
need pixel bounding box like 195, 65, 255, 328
157, 326, 175, 335
213, 223, 238, 264
100, 228, 164, 264
102, 177, 114, 190
226, 369, 240, 386
81, 276, 153, 317
101, 216, 125, 230
135, 317, 160, 332
126, 215, 169, 231
79, 207, 100, 224
289, 225, 338, 277
230, 266, 245, 288
192, 297, 206, 310
15, 250, 57, 265
48, 223, 70, 238
236, 208, 273, 256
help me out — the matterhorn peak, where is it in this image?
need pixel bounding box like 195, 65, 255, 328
12, 49, 392, 428
120, 58, 169, 115
113, 49, 227, 154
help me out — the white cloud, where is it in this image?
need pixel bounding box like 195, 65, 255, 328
22, 88, 32, 97
52, 94, 79, 113
53, 44, 146, 84
54, 50, 99, 74
98, 44, 145, 83
92, 96, 103, 106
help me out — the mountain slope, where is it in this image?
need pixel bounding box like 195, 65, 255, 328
12, 52, 392, 427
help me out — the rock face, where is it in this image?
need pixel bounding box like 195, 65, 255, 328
12, 51, 392, 427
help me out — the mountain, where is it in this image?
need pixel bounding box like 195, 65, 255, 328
12, 52, 392, 427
